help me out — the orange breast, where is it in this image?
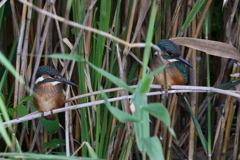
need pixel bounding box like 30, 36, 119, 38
152, 64, 185, 85
33, 83, 64, 120
150, 51, 187, 85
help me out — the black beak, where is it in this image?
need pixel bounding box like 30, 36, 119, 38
175, 56, 193, 69
57, 78, 78, 87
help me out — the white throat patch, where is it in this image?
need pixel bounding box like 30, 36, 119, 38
35, 76, 61, 86
35, 76, 44, 84
51, 81, 61, 85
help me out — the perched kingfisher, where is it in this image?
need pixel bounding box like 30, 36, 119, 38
151, 39, 193, 85
33, 65, 77, 120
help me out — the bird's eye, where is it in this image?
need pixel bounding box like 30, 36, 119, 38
49, 74, 55, 78
154, 51, 159, 56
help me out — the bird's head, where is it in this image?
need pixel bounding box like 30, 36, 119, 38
155, 39, 193, 69
35, 66, 78, 87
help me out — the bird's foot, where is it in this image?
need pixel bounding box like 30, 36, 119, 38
50, 109, 54, 115
168, 85, 172, 89
160, 85, 171, 90
160, 85, 170, 97
40, 110, 54, 117
160, 85, 164, 90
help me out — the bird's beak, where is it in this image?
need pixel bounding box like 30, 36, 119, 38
175, 56, 194, 69
56, 78, 78, 87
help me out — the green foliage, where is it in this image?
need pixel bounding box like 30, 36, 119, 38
142, 103, 176, 138
39, 118, 59, 135
0, 112, 11, 147
141, 0, 156, 78
131, 82, 150, 152
0, 152, 101, 160
16, 104, 28, 132
209, 79, 240, 96
101, 75, 172, 159
101, 88, 140, 123
154, 0, 173, 34
81, 142, 99, 159
0, 85, 13, 147
86, 61, 135, 93
7, 108, 15, 119
72, 0, 90, 156
0, 52, 24, 85
185, 98, 208, 153
141, 137, 164, 160
43, 138, 65, 150
48, 54, 136, 93
20, 96, 33, 104
0, 0, 5, 28
177, 0, 206, 37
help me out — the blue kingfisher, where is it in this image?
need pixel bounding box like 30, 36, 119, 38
33, 65, 77, 120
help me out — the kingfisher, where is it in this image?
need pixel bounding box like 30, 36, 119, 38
33, 65, 78, 120
151, 39, 193, 85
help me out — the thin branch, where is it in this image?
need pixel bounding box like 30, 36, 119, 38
3, 84, 240, 127
66, 84, 240, 102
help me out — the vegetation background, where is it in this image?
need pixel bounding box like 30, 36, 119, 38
0, 0, 240, 160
